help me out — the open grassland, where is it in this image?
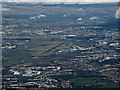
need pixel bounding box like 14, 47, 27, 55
71, 77, 119, 88
2, 37, 71, 67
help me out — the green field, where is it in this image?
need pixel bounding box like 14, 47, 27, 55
71, 77, 119, 88
2, 37, 71, 67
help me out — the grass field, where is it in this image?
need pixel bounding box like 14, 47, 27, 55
2, 37, 71, 67
70, 77, 119, 88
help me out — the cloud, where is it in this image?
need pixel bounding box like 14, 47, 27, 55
90, 16, 99, 20
29, 14, 46, 20
85, 0, 119, 2
115, 7, 120, 19
2, 0, 120, 2
77, 18, 82, 21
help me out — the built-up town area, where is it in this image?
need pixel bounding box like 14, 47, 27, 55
1, 2, 120, 89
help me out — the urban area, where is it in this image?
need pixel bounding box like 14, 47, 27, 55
1, 2, 120, 89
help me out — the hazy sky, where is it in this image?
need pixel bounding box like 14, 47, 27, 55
2, 0, 120, 2
44, 0, 119, 2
